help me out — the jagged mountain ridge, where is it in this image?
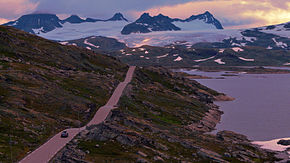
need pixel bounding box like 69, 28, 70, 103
121, 11, 223, 35
3, 13, 129, 34
3, 11, 223, 37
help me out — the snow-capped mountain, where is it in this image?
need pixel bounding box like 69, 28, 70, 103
121, 11, 223, 35
121, 13, 181, 35
3, 13, 129, 35
3, 14, 62, 34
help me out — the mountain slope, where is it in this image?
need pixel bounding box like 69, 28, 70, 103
61, 36, 127, 52
0, 25, 128, 162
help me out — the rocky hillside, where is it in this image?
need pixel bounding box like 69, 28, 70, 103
0, 25, 128, 162
106, 42, 290, 67
61, 36, 127, 52
52, 67, 280, 162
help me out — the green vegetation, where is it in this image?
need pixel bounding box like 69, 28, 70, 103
0, 25, 128, 162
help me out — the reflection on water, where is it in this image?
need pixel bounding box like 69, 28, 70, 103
181, 69, 290, 141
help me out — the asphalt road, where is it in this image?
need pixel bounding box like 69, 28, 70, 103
19, 66, 136, 163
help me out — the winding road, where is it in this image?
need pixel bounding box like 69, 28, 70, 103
19, 66, 136, 163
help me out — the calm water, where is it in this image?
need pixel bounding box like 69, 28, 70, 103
181, 69, 290, 141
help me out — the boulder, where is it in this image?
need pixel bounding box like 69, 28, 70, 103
277, 139, 290, 146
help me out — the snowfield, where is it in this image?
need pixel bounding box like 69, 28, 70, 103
172, 19, 217, 31
260, 22, 290, 38
39, 21, 129, 41
116, 29, 243, 47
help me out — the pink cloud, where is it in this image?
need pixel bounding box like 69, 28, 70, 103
133, 0, 290, 28
0, 0, 38, 19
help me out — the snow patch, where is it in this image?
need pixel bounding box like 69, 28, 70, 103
86, 47, 91, 50
32, 27, 44, 34
253, 138, 290, 155
194, 56, 215, 62
174, 56, 183, 62
156, 54, 169, 59
232, 47, 244, 52
219, 49, 225, 53
272, 38, 288, 48
239, 57, 254, 62
173, 54, 179, 57
145, 51, 149, 54
84, 39, 100, 48
283, 63, 290, 66
59, 42, 69, 45
126, 54, 132, 56
266, 46, 273, 50
214, 59, 225, 64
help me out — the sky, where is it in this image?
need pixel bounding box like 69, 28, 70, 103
0, 0, 289, 29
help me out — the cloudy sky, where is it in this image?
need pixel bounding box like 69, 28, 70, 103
0, 0, 289, 28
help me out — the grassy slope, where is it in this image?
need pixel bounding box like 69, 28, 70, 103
0, 26, 128, 162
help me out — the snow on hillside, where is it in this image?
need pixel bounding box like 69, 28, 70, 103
117, 29, 243, 47
39, 21, 129, 41
173, 20, 216, 31
260, 22, 290, 38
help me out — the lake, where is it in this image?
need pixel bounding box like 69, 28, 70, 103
181, 69, 290, 141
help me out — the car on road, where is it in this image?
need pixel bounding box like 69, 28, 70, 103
61, 131, 69, 138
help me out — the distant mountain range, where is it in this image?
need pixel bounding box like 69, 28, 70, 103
3, 11, 223, 37
3, 13, 129, 34
121, 11, 223, 35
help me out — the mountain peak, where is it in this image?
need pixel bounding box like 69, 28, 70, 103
107, 13, 128, 21
62, 15, 85, 24
185, 11, 223, 29
140, 13, 151, 18
203, 11, 212, 15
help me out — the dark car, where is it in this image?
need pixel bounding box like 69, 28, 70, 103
61, 131, 69, 138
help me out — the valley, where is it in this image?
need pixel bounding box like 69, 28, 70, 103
0, 8, 290, 163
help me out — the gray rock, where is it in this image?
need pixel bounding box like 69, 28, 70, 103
278, 139, 290, 146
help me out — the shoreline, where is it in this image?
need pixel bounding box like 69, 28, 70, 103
186, 103, 223, 133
